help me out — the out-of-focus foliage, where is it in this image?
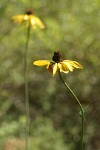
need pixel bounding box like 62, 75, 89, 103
0, 0, 100, 149
0, 117, 67, 150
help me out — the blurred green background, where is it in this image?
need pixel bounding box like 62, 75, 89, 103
0, 0, 100, 149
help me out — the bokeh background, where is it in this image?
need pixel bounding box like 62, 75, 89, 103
0, 0, 100, 149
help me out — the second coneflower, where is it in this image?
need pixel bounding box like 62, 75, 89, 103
12, 9, 45, 150
33, 51, 83, 76
12, 9, 45, 29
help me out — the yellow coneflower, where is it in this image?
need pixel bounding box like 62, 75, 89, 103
33, 51, 83, 76
12, 9, 45, 29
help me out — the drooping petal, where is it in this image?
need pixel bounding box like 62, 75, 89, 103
29, 15, 35, 26
12, 15, 25, 24
23, 15, 29, 20
33, 16, 45, 29
33, 60, 50, 66
63, 60, 83, 70
30, 17, 36, 29
58, 62, 69, 73
52, 63, 58, 76
57, 63, 62, 71
62, 61, 74, 71
71, 61, 83, 69
30, 16, 35, 25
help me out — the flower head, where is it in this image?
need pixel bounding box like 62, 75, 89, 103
12, 9, 45, 29
33, 51, 83, 76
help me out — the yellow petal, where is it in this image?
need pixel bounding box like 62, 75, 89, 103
62, 61, 74, 71
57, 63, 62, 71
58, 63, 69, 73
52, 63, 58, 76
71, 61, 83, 69
33, 16, 45, 29
12, 15, 25, 24
63, 60, 83, 69
30, 18, 35, 25
33, 60, 50, 66
23, 15, 29, 20
30, 18, 36, 29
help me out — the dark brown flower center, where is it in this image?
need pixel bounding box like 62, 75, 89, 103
25, 9, 33, 15
52, 51, 63, 63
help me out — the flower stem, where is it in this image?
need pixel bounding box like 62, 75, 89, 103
24, 25, 31, 150
58, 72, 84, 150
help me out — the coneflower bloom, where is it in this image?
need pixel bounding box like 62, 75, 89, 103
33, 51, 83, 76
12, 9, 45, 29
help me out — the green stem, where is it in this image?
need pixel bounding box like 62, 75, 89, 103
24, 25, 31, 150
58, 72, 84, 150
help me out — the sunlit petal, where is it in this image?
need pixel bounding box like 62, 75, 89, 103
59, 62, 69, 73
30, 16, 37, 29
30, 17, 35, 25
62, 61, 74, 71
12, 15, 25, 24
71, 61, 83, 69
58, 63, 68, 73
24, 15, 29, 20
33, 16, 45, 29
53, 63, 58, 76
33, 60, 50, 66
63, 60, 83, 70
57, 63, 62, 71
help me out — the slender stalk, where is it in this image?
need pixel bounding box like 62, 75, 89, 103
24, 25, 31, 150
58, 72, 84, 150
